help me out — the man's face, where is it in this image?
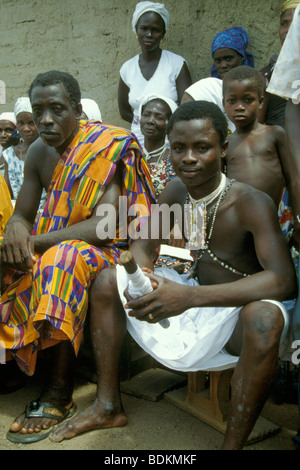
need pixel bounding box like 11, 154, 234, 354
31, 83, 81, 154
169, 118, 225, 192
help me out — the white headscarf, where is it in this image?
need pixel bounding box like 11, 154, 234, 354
0, 112, 16, 126
14, 97, 32, 118
132, 1, 170, 33
81, 98, 102, 122
138, 93, 177, 119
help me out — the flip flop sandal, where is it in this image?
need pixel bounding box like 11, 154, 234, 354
6, 399, 77, 444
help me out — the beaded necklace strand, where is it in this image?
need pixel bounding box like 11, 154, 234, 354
185, 178, 248, 278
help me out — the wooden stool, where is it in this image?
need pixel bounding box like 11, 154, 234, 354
165, 369, 280, 444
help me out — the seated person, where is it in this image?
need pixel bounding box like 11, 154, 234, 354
0, 112, 16, 154
139, 94, 177, 198
140, 93, 192, 271
182, 26, 254, 134
1, 98, 47, 210
2, 70, 155, 444
50, 101, 297, 450
81, 98, 102, 122
0, 173, 13, 235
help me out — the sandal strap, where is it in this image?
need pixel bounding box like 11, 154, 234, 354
25, 399, 73, 421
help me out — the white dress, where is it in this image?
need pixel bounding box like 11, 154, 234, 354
120, 50, 185, 146
267, 3, 300, 102
185, 77, 236, 134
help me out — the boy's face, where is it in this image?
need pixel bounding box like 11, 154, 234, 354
169, 118, 225, 192
223, 79, 263, 129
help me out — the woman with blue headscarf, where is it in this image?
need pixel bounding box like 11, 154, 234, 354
211, 26, 254, 79
182, 26, 254, 134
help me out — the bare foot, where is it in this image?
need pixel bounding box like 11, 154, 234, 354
50, 402, 127, 442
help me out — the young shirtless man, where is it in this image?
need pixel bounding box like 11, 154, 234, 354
50, 101, 297, 450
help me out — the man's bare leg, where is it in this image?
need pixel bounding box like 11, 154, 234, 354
50, 267, 127, 442
9, 340, 75, 436
222, 301, 284, 450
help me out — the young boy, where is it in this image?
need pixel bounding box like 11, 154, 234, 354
223, 65, 293, 239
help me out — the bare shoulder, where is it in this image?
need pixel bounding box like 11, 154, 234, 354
158, 176, 187, 206
227, 180, 278, 223
262, 123, 285, 141
25, 137, 53, 164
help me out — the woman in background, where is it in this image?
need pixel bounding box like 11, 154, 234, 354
118, 1, 192, 146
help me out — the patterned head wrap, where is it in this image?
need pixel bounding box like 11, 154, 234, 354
281, 0, 300, 13
211, 26, 255, 78
81, 98, 102, 122
138, 93, 178, 119
132, 1, 170, 33
0, 112, 16, 126
14, 97, 32, 117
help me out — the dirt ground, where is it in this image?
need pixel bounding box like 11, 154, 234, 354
0, 366, 299, 453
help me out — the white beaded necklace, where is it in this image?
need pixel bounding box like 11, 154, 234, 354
188, 173, 226, 206
186, 173, 227, 249
144, 143, 167, 163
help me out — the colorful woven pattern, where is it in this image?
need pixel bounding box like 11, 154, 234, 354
0, 121, 155, 375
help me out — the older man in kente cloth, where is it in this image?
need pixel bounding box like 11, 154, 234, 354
1, 70, 155, 443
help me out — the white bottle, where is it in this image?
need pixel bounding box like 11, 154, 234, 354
120, 251, 170, 329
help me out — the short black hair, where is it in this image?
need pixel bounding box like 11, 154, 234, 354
167, 101, 228, 144
28, 71, 81, 108
223, 65, 264, 97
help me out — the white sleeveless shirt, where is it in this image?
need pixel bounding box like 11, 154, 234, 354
120, 49, 185, 145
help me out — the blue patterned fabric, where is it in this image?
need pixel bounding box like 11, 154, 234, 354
211, 26, 255, 78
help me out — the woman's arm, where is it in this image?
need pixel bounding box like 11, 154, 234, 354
176, 62, 192, 103
118, 77, 134, 123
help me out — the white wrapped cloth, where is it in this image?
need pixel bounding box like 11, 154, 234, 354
267, 3, 300, 102
0, 112, 16, 126
132, 1, 170, 33
117, 265, 290, 371
14, 97, 32, 117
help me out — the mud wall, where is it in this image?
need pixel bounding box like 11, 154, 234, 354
0, 0, 284, 127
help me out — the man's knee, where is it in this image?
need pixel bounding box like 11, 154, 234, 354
90, 266, 118, 305
241, 301, 284, 347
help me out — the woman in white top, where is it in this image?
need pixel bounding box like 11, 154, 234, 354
118, 1, 192, 146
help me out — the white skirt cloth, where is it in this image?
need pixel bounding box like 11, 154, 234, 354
116, 265, 290, 372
